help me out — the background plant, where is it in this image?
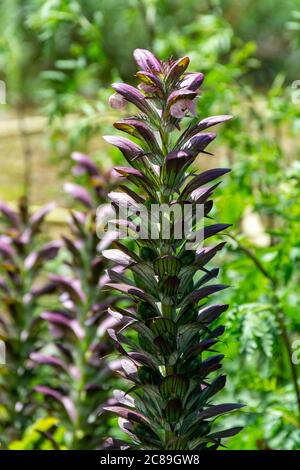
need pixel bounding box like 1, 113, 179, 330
31, 153, 122, 449
0, 198, 60, 447
213, 78, 300, 450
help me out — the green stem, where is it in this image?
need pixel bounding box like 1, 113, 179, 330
159, 120, 178, 446
162, 303, 173, 318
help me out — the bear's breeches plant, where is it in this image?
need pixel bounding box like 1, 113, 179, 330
103, 49, 244, 450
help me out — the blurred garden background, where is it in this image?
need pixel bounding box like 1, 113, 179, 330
1, 0, 300, 450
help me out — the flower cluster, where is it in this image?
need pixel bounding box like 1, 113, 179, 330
109, 50, 204, 120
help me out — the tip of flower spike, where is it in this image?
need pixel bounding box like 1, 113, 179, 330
133, 49, 162, 73
103, 135, 143, 155
221, 114, 233, 121
109, 92, 127, 109
198, 115, 234, 129
71, 152, 99, 175
71, 151, 87, 161
166, 56, 190, 86
103, 135, 125, 147
63, 183, 93, 208
181, 72, 205, 91
102, 135, 113, 144
111, 82, 143, 98
111, 83, 131, 95
206, 132, 217, 140
186, 132, 217, 154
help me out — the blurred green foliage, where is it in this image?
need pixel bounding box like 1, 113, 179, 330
1, 0, 300, 450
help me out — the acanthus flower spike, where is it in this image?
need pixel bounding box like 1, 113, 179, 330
103, 49, 243, 450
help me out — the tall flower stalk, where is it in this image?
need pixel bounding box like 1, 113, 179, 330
33, 154, 120, 449
103, 49, 243, 450
0, 198, 60, 446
